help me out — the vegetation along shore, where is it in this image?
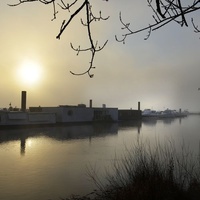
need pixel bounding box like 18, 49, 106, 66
62, 140, 200, 200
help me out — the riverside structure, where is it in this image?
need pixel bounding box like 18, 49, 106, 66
0, 91, 142, 127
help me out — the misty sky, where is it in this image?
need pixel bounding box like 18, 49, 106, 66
1, 0, 200, 112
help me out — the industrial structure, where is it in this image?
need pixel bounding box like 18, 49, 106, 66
0, 91, 142, 127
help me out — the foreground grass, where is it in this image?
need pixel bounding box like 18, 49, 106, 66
64, 140, 200, 200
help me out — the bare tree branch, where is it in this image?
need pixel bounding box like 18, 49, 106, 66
8, 0, 200, 77
57, 0, 78, 11
56, 1, 87, 40
9, 0, 109, 78
68, 1, 109, 77
116, 0, 200, 43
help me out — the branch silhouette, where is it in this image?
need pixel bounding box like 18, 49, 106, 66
8, 0, 200, 77
116, 0, 200, 43
9, 0, 109, 78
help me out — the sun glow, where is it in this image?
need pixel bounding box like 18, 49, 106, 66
18, 60, 42, 85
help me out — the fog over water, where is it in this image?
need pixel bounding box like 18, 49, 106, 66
0, 115, 200, 200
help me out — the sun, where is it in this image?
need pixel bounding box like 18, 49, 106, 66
18, 60, 42, 85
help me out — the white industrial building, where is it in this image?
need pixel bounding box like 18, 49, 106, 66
41, 104, 118, 123
0, 111, 56, 126
0, 92, 141, 127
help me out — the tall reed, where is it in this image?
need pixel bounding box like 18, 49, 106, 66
65, 139, 200, 200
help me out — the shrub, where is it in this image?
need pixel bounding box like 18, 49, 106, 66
65, 140, 200, 200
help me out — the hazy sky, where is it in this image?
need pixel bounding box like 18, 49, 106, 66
1, 0, 200, 112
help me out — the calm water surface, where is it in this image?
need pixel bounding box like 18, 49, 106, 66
0, 115, 200, 200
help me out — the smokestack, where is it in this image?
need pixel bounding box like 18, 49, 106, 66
21, 91, 27, 112
138, 101, 140, 111
89, 99, 92, 108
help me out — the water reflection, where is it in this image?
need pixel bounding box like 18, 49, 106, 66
20, 136, 26, 155
0, 118, 188, 156
0, 116, 199, 200
0, 117, 190, 156
0, 121, 142, 156
142, 118, 158, 126
142, 117, 182, 126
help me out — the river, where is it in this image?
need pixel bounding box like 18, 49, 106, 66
0, 115, 200, 200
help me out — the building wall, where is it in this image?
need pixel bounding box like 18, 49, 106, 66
41, 107, 63, 122
93, 108, 118, 121
28, 113, 56, 123
61, 107, 94, 122
0, 111, 56, 125
8, 112, 27, 120
42, 107, 94, 123
42, 106, 118, 123
0, 106, 119, 126
0, 112, 7, 124
118, 110, 142, 121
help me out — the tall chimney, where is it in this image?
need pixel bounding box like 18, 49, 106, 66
138, 101, 140, 111
21, 91, 27, 112
89, 99, 92, 108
